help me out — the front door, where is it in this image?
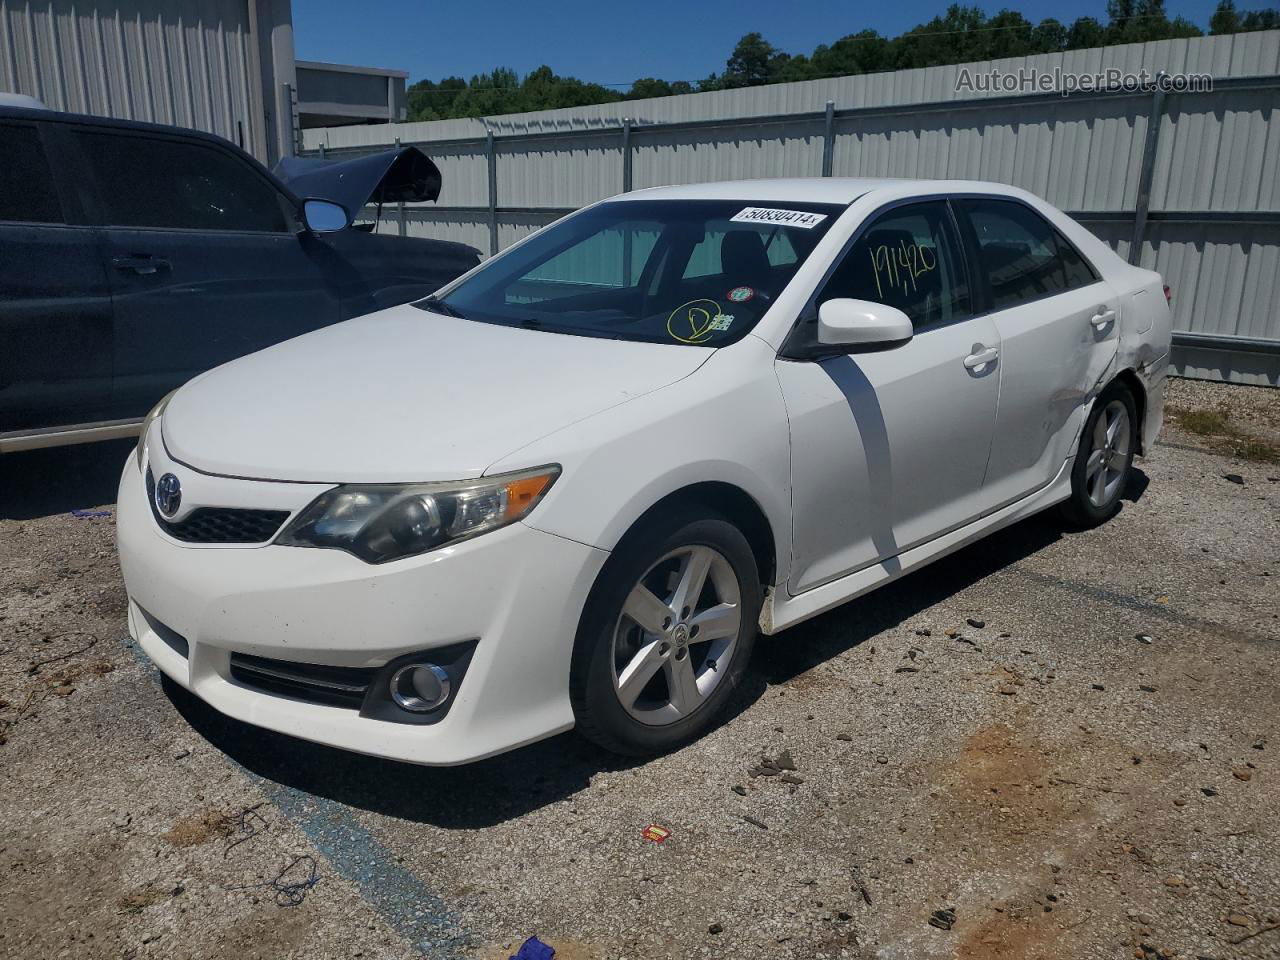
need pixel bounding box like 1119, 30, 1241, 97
953, 198, 1121, 509
72, 127, 341, 420
778, 200, 1002, 595
0, 121, 113, 435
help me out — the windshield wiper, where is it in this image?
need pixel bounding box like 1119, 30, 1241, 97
418, 295, 467, 319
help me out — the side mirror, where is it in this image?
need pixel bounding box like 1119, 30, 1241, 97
817, 298, 913, 349
302, 198, 350, 233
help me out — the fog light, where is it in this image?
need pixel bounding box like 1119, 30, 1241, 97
389, 663, 451, 713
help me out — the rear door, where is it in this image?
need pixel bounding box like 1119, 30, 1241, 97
777, 200, 1002, 594
953, 197, 1120, 509
73, 127, 341, 419
0, 119, 114, 435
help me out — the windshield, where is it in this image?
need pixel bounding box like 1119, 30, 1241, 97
418, 199, 844, 346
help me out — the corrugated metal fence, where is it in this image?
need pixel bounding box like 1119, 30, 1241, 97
315, 32, 1274, 386
0, 0, 296, 162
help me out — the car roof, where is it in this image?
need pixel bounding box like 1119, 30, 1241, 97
0, 103, 246, 152
614, 177, 1025, 206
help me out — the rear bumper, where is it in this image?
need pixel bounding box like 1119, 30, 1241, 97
1138, 351, 1168, 453
117, 456, 608, 765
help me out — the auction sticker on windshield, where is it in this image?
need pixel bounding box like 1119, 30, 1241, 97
730, 207, 828, 228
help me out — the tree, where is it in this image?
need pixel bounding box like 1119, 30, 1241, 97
1241, 6, 1280, 29
1031, 18, 1069, 53
401, 4, 1267, 122
1210, 0, 1242, 31
628, 77, 672, 99
723, 32, 777, 87
1067, 15, 1107, 48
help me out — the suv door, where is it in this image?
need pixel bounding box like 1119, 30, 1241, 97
776, 200, 1002, 594
73, 127, 342, 419
953, 198, 1120, 508
0, 120, 114, 437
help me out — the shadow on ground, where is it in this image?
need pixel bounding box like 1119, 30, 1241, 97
0, 439, 135, 520
163, 500, 1134, 830
6, 441, 1143, 828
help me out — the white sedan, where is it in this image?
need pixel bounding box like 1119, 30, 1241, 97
116, 178, 1171, 763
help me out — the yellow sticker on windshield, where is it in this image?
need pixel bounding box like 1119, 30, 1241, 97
667, 299, 732, 344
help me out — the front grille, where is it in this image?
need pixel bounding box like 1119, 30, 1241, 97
147, 469, 289, 544
229, 653, 375, 710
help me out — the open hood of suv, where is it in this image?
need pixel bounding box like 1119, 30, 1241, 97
161, 304, 712, 484
273, 146, 442, 218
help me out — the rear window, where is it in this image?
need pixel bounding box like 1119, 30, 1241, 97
0, 124, 63, 224
78, 131, 291, 233
956, 198, 1099, 311
424, 199, 843, 347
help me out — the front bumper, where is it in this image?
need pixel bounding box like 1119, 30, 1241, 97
116, 452, 607, 765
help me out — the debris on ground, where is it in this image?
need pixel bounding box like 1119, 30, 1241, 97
230, 855, 322, 907
749, 748, 798, 777
162, 809, 236, 848
641, 824, 670, 844
929, 907, 957, 930
509, 935, 555, 960
741, 815, 768, 830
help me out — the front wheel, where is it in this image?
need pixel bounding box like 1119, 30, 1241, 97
1060, 381, 1137, 528
571, 512, 761, 756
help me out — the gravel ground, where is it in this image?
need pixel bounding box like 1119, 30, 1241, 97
1, 378, 1278, 960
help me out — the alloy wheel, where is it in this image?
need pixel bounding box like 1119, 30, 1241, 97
1085, 399, 1131, 507
610, 545, 742, 726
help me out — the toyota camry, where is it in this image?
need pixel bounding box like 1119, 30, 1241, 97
116, 178, 1171, 763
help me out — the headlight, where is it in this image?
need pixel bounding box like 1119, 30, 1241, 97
135, 390, 176, 470
276, 465, 560, 564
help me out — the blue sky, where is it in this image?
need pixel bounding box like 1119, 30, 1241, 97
293, 0, 1227, 86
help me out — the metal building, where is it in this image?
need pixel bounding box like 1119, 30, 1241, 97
295, 59, 407, 128
0, 1, 408, 164
306, 31, 1280, 386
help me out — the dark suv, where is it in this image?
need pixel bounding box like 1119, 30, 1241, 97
0, 105, 480, 451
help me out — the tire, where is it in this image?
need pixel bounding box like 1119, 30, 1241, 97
571, 509, 762, 756
1059, 380, 1138, 528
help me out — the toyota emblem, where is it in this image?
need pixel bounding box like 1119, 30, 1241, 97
154, 472, 182, 518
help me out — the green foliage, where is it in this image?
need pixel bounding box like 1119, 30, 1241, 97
404, 3, 1279, 121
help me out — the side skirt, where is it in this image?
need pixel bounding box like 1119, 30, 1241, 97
761, 456, 1074, 635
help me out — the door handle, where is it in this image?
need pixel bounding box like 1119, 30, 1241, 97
112, 255, 171, 276
1090, 307, 1116, 328
963, 346, 999, 370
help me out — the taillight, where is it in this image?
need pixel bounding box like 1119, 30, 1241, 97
1163, 284, 1172, 306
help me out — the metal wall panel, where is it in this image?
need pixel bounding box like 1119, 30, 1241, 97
1, 0, 260, 151
499, 131, 621, 208
632, 122, 825, 190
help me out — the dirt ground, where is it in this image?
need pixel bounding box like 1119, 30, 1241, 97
1, 377, 1278, 960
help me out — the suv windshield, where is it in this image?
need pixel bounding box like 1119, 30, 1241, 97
418, 199, 844, 346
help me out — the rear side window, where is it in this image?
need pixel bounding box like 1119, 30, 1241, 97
77, 131, 290, 233
0, 124, 63, 223
957, 198, 1099, 311
819, 200, 970, 330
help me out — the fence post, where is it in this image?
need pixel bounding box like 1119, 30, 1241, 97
821, 100, 835, 177
621, 117, 633, 193
1129, 73, 1167, 266
486, 126, 498, 257
394, 136, 406, 237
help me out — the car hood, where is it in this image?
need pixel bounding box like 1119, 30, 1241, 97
273, 146, 442, 218
162, 303, 712, 483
